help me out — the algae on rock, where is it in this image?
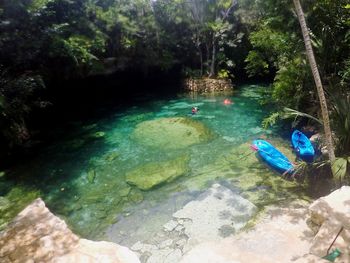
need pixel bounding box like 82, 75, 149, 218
131, 117, 215, 150
128, 188, 144, 203
87, 169, 96, 184
126, 154, 191, 190
0, 186, 41, 231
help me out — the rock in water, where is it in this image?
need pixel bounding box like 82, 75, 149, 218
87, 169, 96, 184
131, 117, 215, 150
125, 154, 190, 190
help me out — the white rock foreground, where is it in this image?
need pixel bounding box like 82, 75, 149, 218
1, 185, 350, 263
130, 184, 257, 263
0, 198, 140, 263
180, 186, 350, 263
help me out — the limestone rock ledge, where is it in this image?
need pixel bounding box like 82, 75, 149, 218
0, 198, 140, 263
183, 77, 233, 93
181, 186, 350, 263
308, 186, 350, 261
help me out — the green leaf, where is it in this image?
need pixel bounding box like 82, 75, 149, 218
331, 158, 348, 181
282, 108, 323, 125
344, 4, 350, 9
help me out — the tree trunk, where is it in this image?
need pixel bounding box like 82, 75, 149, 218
205, 43, 210, 75
195, 35, 203, 76
199, 48, 203, 76
209, 37, 216, 78
293, 0, 336, 163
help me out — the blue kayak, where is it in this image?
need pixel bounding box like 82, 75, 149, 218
291, 130, 315, 162
252, 139, 294, 174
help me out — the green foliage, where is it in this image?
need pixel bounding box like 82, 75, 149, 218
331, 157, 349, 181
272, 58, 306, 108
217, 69, 230, 79
243, 0, 350, 139
262, 107, 322, 129
340, 58, 350, 87
28, 0, 51, 12
262, 112, 282, 129
245, 51, 269, 77
62, 35, 105, 69
249, 27, 293, 59
330, 94, 350, 155
0, 69, 47, 147
0, 0, 349, 156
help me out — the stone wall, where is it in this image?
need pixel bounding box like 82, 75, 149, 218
183, 77, 233, 93
0, 198, 140, 263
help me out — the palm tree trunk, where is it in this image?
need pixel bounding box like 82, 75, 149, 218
293, 0, 336, 163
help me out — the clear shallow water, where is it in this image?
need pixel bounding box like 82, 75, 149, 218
0, 84, 310, 242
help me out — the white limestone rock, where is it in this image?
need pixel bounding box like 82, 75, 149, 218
309, 219, 344, 257
293, 254, 329, 263
172, 184, 257, 249
163, 220, 178, 232
309, 186, 350, 228
0, 198, 140, 263
181, 206, 313, 263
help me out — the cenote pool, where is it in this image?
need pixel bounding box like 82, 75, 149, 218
0, 84, 312, 245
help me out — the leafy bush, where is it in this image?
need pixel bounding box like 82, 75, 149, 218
244, 51, 269, 77
330, 94, 350, 156
217, 69, 230, 79
0, 69, 47, 148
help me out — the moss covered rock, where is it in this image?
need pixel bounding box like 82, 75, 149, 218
131, 117, 215, 150
0, 187, 41, 231
103, 151, 119, 162
87, 169, 96, 184
91, 131, 105, 138
126, 154, 190, 190
128, 188, 144, 203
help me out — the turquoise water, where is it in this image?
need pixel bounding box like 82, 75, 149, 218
0, 84, 309, 243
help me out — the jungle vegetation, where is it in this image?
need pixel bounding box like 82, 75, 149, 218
0, 0, 349, 177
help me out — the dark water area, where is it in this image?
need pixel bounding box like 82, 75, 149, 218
3, 70, 184, 168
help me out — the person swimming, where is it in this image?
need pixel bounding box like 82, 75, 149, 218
223, 99, 233, 105
191, 107, 199, 114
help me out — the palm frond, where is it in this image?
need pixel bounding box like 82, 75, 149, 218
282, 107, 323, 125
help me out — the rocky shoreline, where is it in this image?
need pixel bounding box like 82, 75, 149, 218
1, 186, 349, 262
0, 199, 140, 263
183, 78, 233, 93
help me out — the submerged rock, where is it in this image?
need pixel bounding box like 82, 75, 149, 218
89, 131, 105, 139
87, 169, 96, 184
131, 117, 215, 150
125, 154, 190, 190
103, 151, 120, 162
128, 189, 144, 203
119, 186, 132, 197
65, 138, 86, 151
